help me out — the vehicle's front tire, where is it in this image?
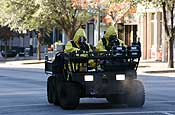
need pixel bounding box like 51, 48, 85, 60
59, 82, 80, 110
52, 77, 60, 106
47, 76, 54, 103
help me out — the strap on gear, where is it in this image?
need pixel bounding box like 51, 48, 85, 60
70, 40, 78, 48
101, 37, 111, 51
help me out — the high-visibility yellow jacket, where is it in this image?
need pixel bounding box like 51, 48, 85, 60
64, 28, 95, 68
64, 28, 92, 53
96, 25, 126, 52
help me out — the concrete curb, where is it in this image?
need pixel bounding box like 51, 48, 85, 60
143, 70, 175, 73
4, 60, 45, 65
22, 60, 45, 65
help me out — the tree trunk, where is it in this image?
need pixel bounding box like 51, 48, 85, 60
162, 2, 174, 68
4, 40, 7, 58
168, 37, 174, 68
64, 28, 77, 40
168, 4, 174, 68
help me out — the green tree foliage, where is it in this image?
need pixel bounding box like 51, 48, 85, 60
0, 0, 43, 60
0, 0, 91, 39
41, 0, 91, 39
0, 0, 39, 30
0, 0, 92, 60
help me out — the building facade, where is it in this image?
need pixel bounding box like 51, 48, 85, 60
137, 5, 168, 62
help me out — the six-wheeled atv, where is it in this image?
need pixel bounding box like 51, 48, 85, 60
45, 43, 145, 109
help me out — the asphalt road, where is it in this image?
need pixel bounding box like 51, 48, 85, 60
0, 64, 175, 115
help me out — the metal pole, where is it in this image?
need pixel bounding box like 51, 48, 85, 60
53, 27, 56, 48
97, 10, 101, 40
44, 44, 48, 61
52, 27, 55, 58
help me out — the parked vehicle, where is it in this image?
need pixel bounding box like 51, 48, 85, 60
1, 50, 17, 58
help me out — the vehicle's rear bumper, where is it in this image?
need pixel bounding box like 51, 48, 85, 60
71, 72, 135, 97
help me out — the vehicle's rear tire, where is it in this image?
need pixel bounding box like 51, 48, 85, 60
126, 80, 145, 107
47, 76, 54, 103
51, 74, 66, 106
106, 82, 125, 104
59, 82, 80, 110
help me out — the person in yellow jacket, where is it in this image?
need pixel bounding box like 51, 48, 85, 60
64, 28, 95, 71
64, 28, 93, 53
96, 25, 126, 52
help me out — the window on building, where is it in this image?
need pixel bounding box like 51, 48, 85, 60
58, 29, 63, 42
160, 12, 162, 20
159, 12, 163, 47
151, 13, 155, 46
151, 13, 155, 20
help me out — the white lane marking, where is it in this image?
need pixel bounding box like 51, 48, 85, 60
162, 112, 175, 115
0, 104, 47, 108
68, 111, 175, 115
147, 100, 175, 103
0, 91, 44, 96
138, 73, 175, 77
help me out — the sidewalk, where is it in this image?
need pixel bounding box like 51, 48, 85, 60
0, 53, 45, 64
0, 54, 175, 74
138, 60, 175, 74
